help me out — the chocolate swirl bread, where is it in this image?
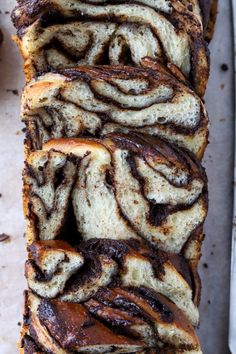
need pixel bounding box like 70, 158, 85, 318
20, 290, 203, 353
23, 133, 208, 262
12, 0, 212, 96
22, 64, 209, 159
11, 0, 217, 351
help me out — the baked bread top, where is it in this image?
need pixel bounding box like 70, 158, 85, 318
12, 0, 211, 96
20, 290, 203, 353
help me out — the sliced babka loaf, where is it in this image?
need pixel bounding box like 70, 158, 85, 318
21, 64, 209, 160
12, 0, 212, 96
23, 133, 208, 266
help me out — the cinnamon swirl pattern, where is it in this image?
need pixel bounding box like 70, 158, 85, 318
22, 65, 209, 159
24, 133, 208, 261
12, 0, 210, 96
21, 290, 202, 353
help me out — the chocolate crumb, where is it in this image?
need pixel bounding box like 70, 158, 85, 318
17, 322, 21, 326
208, 300, 211, 305
212, 244, 216, 248
23, 233, 26, 238
221, 64, 228, 71
22, 127, 27, 133
211, 251, 214, 256
5, 11, 9, 15
0, 233, 11, 243
0, 193, 2, 198
220, 84, 225, 90
203, 263, 208, 269
6, 89, 19, 96
1, 265, 6, 269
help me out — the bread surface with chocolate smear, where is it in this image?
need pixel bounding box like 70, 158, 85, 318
12, 0, 213, 96
22, 64, 208, 160
19, 291, 203, 353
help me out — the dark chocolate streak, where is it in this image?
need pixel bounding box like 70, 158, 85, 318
21, 334, 43, 354
13, 1, 172, 31
124, 150, 201, 228
94, 286, 173, 324
62, 255, 103, 293
56, 76, 175, 112
80, 238, 193, 287
109, 132, 207, 184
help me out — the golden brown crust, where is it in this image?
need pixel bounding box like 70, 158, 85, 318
19, 291, 202, 353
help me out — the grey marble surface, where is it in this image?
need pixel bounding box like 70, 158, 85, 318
199, 1, 234, 353
0, 0, 234, 353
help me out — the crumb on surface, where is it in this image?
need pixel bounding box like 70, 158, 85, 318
6, 89, 19, 96
0, 233, 11, 243
221, 63, 228, 71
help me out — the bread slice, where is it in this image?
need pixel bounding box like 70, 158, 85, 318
23, 133, 208, 261
21, 65, 209, 159
19, 291, 202, 353
26, 238, 200, 325
12, 0, 210, 96
26, 240, 85, 298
